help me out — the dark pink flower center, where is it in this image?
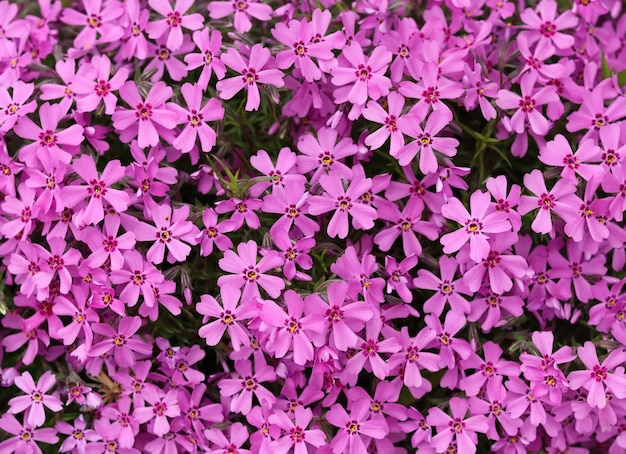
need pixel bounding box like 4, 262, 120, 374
335, 195, 352, 212
39, 130, 57, 147
95, 80, 111, 97
167, 12, 182, 27
242, 68, 259, 85
465, 218, 483, 234
136, 103, 153, 120
356, 64, 372, 81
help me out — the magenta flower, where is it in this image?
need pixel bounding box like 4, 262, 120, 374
331, 42, 392, 108
538, 134, 602, 182
185, 28, 227, 90
8, 371, 62, 428
197, 208, 236, 256
72, 54, 129, 115
272, 10, 335, 82
424, 311, 473, 369
216, 44, 284, 111
307, 282, 373, 352
0, 81, 37, 133
146, 0, 204, 51
60, 0, 124, 50
427, 397, 489, 454
268, 406, 327, 453
83, 216, 136, 269
415, 256, 471, 316
208, 0, 272, 34
0, 413, 59, 453
519, 0, 578, 49
133, 201, 200, 264
218, 360, 276, 415
568, 342, 626, 409
440, 190, 511, 262
250, 147, 306, 196
389, 326, 440, 389
296, 126, 357, 184
496, 72, 558, 136
109, 250, 164, 308
134, 388, 181, 437
14, 102, 84, 169
197, 286, 257, 351
218, 240, 285, 301
262, 181, 320, 237
112, 81, 178, 148
362, 92, 406, 156
384, 255, 418, 303
326, 401, 388, 454
307, 173, 378, 239
0, 184, 40, 241
60, 154, 131, 226
169, 83, 224, 153
89, 316, 152, 368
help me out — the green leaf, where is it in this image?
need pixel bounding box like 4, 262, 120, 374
601, 52, 613, 80
618, 69, 626, 88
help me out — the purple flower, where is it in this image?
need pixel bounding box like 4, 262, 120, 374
218, 240, 285, 301
89, 316, 152, 368
146, 0, 204, 51
8, 371, 62, 428
326, 401, 388, 454
427, 397, 489, 454
208, 0, 272, 34
0, 413, 59, 454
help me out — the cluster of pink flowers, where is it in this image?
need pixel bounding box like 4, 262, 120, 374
2, 0, 626, 452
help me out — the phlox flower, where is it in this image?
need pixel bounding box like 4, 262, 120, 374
326, 401, 388, 454
415, 256, 471, 316
0, 184, 40, 241
197, 208, 236, 256
388, 326, 440, 389
54, 285, 98, 347
109, 250, 165, 307
143, 37, 194, 82
268, 406, 327, 454
250, 147, 306, 196
463, 63, 498, 121
83, 216, 136, 269
132, 199, 200, 264
272, 9, 336, 82
134, 388, 181, 437
399, 62, 464, 122
384, 255, 418, 303
330, 246, 385, 304
185, 28, 227, 90
263, 181, 320, 237
1, 313, 50, 366
307, 173, 378, 239
8, 371, 62, 428
461, 342, 520, 397
486, 175, 522, 232
14, 102, 84, 169
306, 282, 373, 351
519, 0, 578, 49
56, 416, 98, 454
272, 229, 315, 281
496, 72, 558, 136
424, 311, 473, 369
0, 81, 37, 133
549, 241, 607, 303
218, 360, 276, 415
116, 0, 150, 61
72, 54, 129, 115
331, 42, 392, 116
208, 0, 272, 34
218, 240, 285, 301
89, 316, 152, 368
517, 169, 578, 234
215, 196, 263, 230
296, 126, 357, 184
566, 91, 626, 139
468, 291, 525, 333
258, 290, 321, 365
538, 134, 602, 182
99, 396, 140, 448
60, 0, 124, 50
362, 91, 406, 156
427, 397, 489, 454
112, 81, 178, 149
197, 287, 257, 351
60, 154, 131, 226
146, 0, 204, 51
440, 191, 511, 263
0, 413, 59, 454
468, 377, 521, 440
568, 342, 626, 409
216, 44, 284, 111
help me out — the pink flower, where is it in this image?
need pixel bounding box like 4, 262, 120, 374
112, 81, 178, 148
326, 401, 388, 454
440, 191, 511, 262
60, 154, 131, 226
362, 92, 406, 156
427, 397, 489, 454
218, 240, 285, 301
538, 134, 602, 182
0, 81, 37, 133
185, 28, 227, 90
197, 208, 236, 256
197, 286, 256, 351
331, 42, 392, 110
8, 371, 62, 427
208, 0, 272, 34
415, 256, 471, 316
296, 126, 357, 184
218, 360, 276, 414
146, 0, 204, 51
268, 406, 327, 453
14, 102, 84, 169
169, 83, 224, 153
272, 10, 335, 82
60, 0, 124, 50
496, 72, 558, 136
519, 0, 578, 49
307, 173, 378, 239
568, 342, 626, 409
133, 200, 200, 264
109, 250, 165, 308
0, 413, 59, 453
72, 54, 129, 115
89, 316, 152, 368
133, 388, 181, 437
216, 44, 284, 111
262, 181, 320, 237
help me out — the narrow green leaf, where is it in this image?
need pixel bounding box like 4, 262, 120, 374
601, 52, 613, 80
618, 69, 626, 88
